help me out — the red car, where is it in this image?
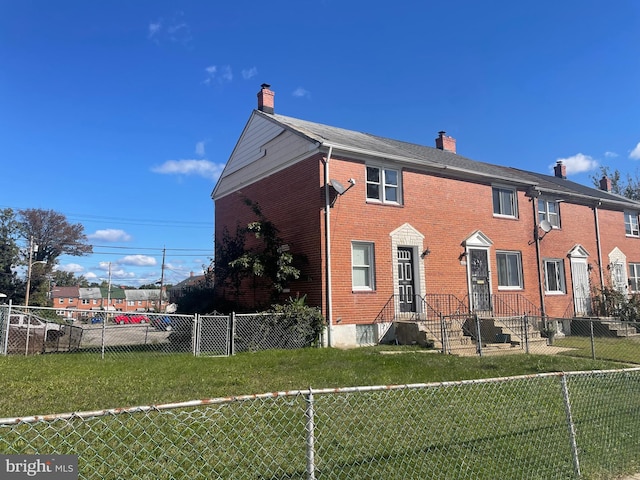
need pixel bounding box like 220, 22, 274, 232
113, 315, 149, 325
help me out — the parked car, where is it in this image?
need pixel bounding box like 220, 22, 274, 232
90, 317, 103, 324
151, 316, 173, 331
113, 314, 149, 325
9, 314, 65, 341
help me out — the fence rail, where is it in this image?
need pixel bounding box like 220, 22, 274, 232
0, 305, 319, 359
1, 368, 640, 479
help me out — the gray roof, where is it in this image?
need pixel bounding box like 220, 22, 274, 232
259, 111, 639, 209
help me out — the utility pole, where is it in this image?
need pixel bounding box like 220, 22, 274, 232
158, 247, 166, 312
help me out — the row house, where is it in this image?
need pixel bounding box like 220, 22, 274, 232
51, 286, 168, 317
212, 85, 640, 347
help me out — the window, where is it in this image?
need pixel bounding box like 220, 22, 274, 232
496, 251, 523, 289
58, 298, 64, 304
544, 259, 566, 294
82, 299, 89, 305
538, 199, 560, 228
629, 263, 640, 293
625, 211, 639, 237
92, 299, 98, 305
366, 166, 400, 204
352, 242, 375, 290
127, 301, 134, 306
116, 299, 123, 304
492, 186, 518, 218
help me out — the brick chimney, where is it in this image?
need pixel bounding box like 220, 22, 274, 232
257, 83, 274, 114
599, 176, 612, 192
435, 131, 456, 154
554, 161, 567, 179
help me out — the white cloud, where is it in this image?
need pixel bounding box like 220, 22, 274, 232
203, 65, 232, 85
118, 255, 157, 267
148, 21, 162, 39
84, 272, 98, 280
151, 159, 225, 180
551, 153, 598, 175
292, 87, 310, 98
605, 151, 619, 158
242, 67, 257, 79
630, 142, 640, 160
195, 141, 206, 157
88, 229, 132, 242
58, 263, 84, 273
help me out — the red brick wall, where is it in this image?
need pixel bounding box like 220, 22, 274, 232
215, 154, 325, 310
215, 152, 640, 322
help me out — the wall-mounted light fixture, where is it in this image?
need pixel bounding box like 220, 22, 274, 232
458, 251, 468, 261
421, 247, 431, 259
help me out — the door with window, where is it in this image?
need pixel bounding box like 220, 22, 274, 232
398, 247, 416, 313
469, 248, 491, 312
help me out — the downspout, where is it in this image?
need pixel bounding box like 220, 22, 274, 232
530, 191, 547, 319
323, 146, 334, 347
593, 202, 605, 290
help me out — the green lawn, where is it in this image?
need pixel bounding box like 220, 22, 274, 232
0, 345, 622, 418
2, 347, 639, 479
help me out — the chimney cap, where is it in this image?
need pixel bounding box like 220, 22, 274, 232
261, 83, 271, 89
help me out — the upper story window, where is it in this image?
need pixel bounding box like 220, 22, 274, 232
496, 251, 523, 289
366, 166, 401, 204
544, 258, 566, 294
625, 211, 639, 237
352, 241, 375, 291
492, 185, 518, 218
58, 298, 64, 304
538, 199, 560, 228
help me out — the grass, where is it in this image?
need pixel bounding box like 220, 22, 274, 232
0, 345, 624, 418
2, 347, 639, 479
554, 335, 640, 364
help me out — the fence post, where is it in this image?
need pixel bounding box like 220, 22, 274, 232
439, 314, 446, 354
475, 313, 483, 357
590, 320, 596, 360
560, 373, 581, 478
523, 315, 530, 354
1, 303, 10, 356
230, 312, 236, 356
193, 314, 199, 356
305, 389, 316, 480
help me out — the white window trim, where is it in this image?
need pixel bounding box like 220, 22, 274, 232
492, 184, 518, 219
538, 198, 561, 228
366, 165, 402, 205
352, 241, 375, 291
544, 258, 566, 294
624, 211, 640, 237
496, 251, 523, 290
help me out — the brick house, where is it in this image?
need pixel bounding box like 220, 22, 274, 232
212, 84, 640, 347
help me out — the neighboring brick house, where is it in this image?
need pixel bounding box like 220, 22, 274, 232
50, 286, 166, 317
169, 272, 207, 304
212, 84, 640, 347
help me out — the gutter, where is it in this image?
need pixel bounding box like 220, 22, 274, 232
323, 146, 334, 348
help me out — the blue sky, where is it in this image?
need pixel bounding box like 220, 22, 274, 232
1, 1, 639, 287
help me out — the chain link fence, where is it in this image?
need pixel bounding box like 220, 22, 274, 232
1, 368, 639, 479
0, 306, 319, 358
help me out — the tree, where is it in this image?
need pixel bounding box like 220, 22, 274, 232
18, 208, 93, 306
0, 208, 21, 301
215, 198, 301, 308
591, 166, 640, 200
51, 270, 90, 288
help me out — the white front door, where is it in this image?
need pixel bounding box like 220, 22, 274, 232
570, 257, 591, 316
